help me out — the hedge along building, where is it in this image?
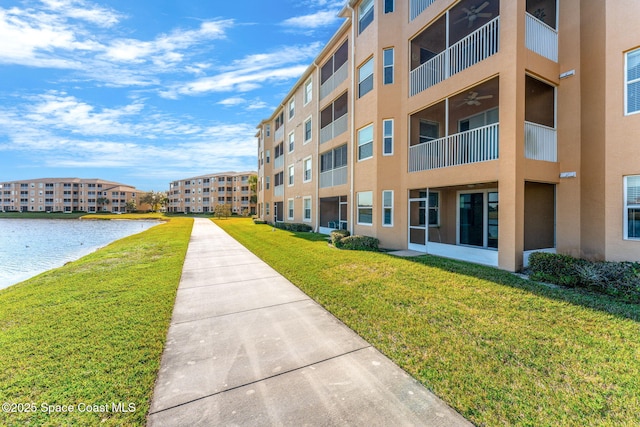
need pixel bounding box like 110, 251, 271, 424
256, 0, 640, 272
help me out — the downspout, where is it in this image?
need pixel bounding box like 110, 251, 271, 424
347, 3, 356, 236
313, 60, 320, 232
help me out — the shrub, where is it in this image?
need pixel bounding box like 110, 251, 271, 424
330, 229, 350, 248
339, 235, 379, 252
528, 252, 587, 287
253, 218, 268, 225
528, 252, 640, 302
273, 222, 313, 232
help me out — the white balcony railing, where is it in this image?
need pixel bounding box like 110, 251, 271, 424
320, 114, 348, 144
274, 125, 284, 142
409, 123, 499, 172
274, 155, 284, 170
525, 121, 557, 162
410, 0, 436, 21
525, 13, 558, 62
410, 17, 500, 96
274, 185, 284, 197
319, 166, 348, 188
320, 62, 348, 100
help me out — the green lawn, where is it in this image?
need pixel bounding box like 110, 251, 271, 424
215, 218, 640, 427
0, 217, 192, 426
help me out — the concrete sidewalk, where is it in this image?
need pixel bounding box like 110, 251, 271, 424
147, 218, 472, 426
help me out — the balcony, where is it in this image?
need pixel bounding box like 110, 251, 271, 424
320, 114, 348, 144
410, 17, 499, 96
410, 124, 499, 172
274, 125, 284, 142
320, 62, 348, 100
274, 184, 284, 197
410, 0, 436, 21
524, 75, 556, 162
525, 0, 558, 62
320, 166, 348, 188
274, 155, 284, 170
409, 77, 500, 172
525, 122, 556, 162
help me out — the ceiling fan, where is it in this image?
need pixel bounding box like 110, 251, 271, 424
457, 91, 493, 107
455, 1, 493, 28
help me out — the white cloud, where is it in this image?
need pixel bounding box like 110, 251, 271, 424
40, 0, 123, 27
218, 97, 246, 106
281, 10, 341, 29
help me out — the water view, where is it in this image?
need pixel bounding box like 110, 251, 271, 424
0, 219, 161, 289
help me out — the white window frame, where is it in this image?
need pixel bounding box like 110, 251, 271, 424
382, 190, 393, 227
359, 0, 374, 34
383, 119, 393, 155
358, 57, 374, 98
357, 124, 374, 161
288, 131, 295, 152
304, 78, 313, 105
303, 196, 312, 222
266, 202, 270, 216
265, 176, 270, 190
288, 98, 295, 120
288, 164, 295, 186
303, 156, 312, 183
287, 198, 295, 220
303, 116, 313, 144
624, 175, 640, 239
626, 49, 640, 115
383, 48, 394, 85
357, 191, 373, 225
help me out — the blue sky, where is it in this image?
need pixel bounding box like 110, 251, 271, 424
0, 0, 346, 191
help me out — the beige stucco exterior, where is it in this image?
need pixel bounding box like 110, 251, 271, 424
257, 0, 640, 271
167, 172, 257, 215
0, 178, 143, 213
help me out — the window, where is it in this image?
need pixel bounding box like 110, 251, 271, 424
382, 190, 393, 226
383, 119, 393, 155
320, 40, 348, 92
383, 48, 394, 84
304, 117, 312, 143
288, 98, 295, 120
358, 57, 374, 98
303, 197, 312, 222
358, 124, 373, 160
429, 191, 439, 226
320, 145, 348, 173
288, 164, 295, 186
266, 150, 271, 163
626, 49, 640, 115
359, 0, 374, 34
288, 131, 295, 152
303, 157, 312, 182
266, 202, 270, 216
265, 176, 270, 190
288, 198, 294, 220
274, 171, 284, 187
625, 175, 640, 239
320, 92, 348, 142
420, 120, 439, 144
357, 191, 373, 225
384, 0, 394, 13
265, 124, 271, 137
304, 78, 313, 105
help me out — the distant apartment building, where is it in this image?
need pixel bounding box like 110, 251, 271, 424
0, 178, 142, 213
167, 172, 257, 215
256, 0, 640, 271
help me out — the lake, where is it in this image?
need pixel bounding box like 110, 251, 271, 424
0, 219, 161, 290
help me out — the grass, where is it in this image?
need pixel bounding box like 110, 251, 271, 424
0, 211, 86, 219
0, 217, 193, 426
215, 217, 640, 427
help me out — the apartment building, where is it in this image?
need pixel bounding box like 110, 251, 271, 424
257, 0, 640, 271
0, 178, 142, 213
167, 172, 257, 215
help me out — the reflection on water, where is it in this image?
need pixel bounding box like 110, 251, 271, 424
0, 219, 160, 290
